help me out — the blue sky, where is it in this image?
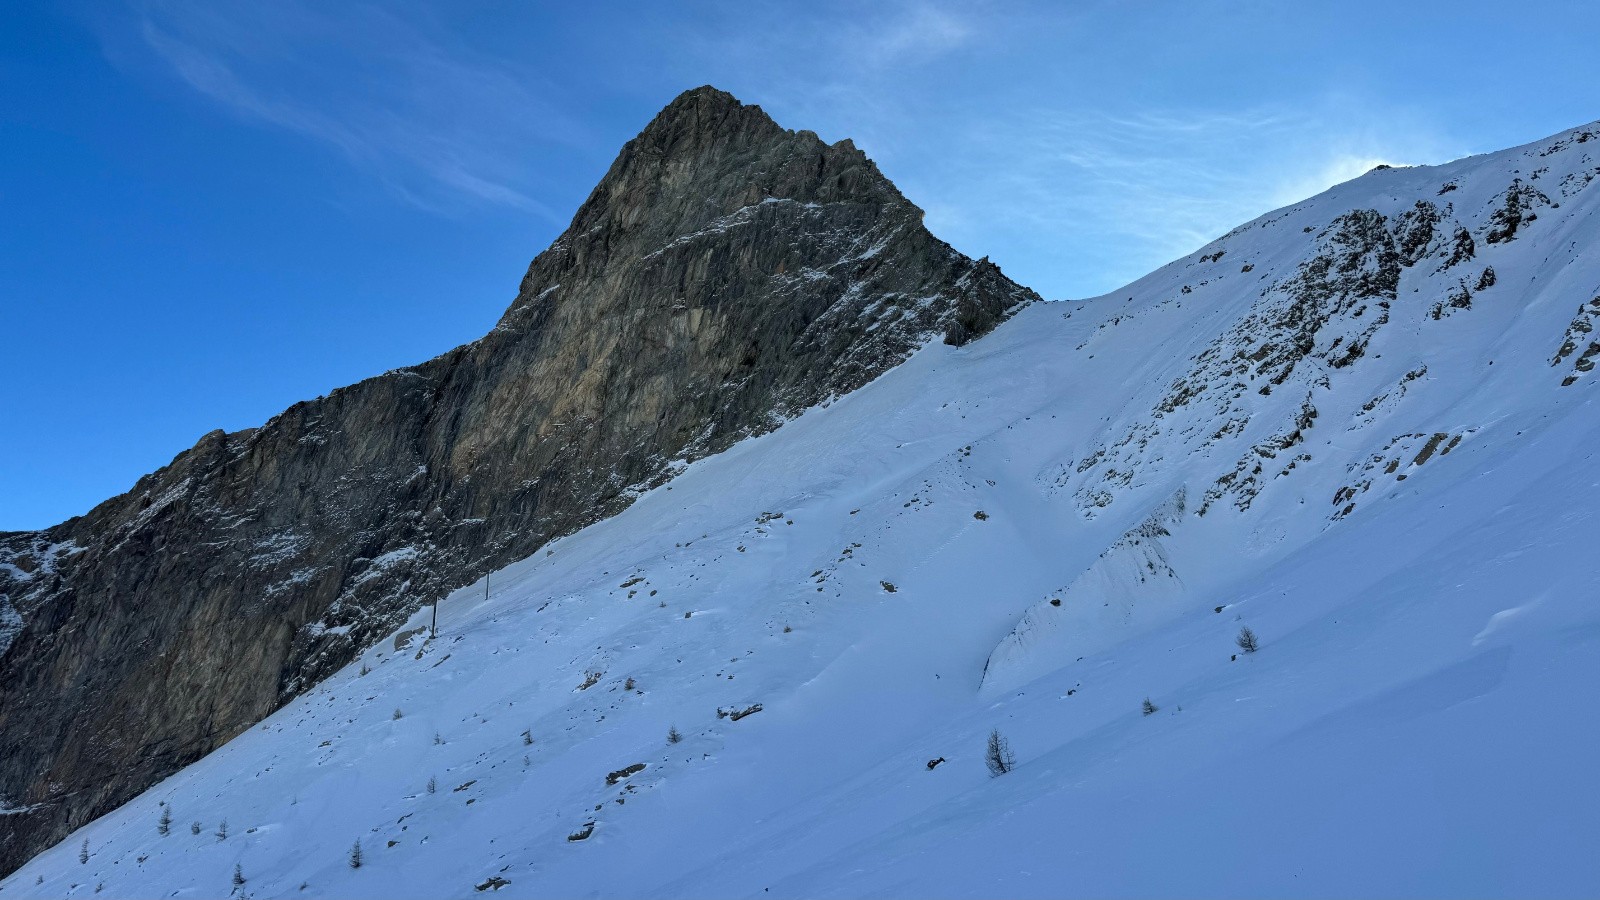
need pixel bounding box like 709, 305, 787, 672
3, 0, 1597, 530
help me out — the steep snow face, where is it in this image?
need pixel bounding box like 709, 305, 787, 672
978, 125, 1600, 696
8, 123, 1600, 899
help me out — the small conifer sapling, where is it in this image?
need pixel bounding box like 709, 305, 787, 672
985, 729, 1015, 776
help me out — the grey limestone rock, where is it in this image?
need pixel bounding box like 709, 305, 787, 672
0, 86, 1035, 874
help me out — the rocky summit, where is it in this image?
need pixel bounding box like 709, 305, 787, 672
0, 86, 1036, 876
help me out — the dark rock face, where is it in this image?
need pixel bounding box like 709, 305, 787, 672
1068, 195, 1504, 522
0, 86, 1036, 874
1483, 177, 1551, 244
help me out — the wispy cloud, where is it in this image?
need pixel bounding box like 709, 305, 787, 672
682, 0, 978, 72
98, 1, 1468, 297
857, 5, 973, 62
114, 0, 585, 219
892, 101, 1466, 297
663, 3, 1465, 298
668, 0, 982, 133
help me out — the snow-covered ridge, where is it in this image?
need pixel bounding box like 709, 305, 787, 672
979, 119, 1600, 692
7, 120, 1600, 898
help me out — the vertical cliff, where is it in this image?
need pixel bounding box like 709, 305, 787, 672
0, 86, 1036, 875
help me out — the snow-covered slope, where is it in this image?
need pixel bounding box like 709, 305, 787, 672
8, 123, 1600, 898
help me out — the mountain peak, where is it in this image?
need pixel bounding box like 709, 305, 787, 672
630, 85, 785, 159
0, 82, 1034, 877
660, 84, 751, 118
542, 85, 966, 312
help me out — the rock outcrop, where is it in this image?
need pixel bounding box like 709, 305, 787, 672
0, 86, 1036, 874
